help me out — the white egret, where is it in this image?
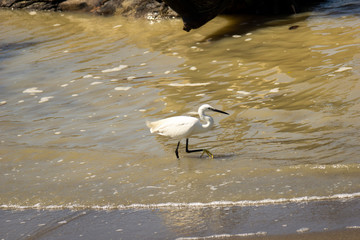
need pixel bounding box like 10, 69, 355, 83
146, 104, 229, 159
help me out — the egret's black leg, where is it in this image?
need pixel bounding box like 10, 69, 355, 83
175, 141, 180, 159
185, 138, 203, 153
185, 138, 214, 158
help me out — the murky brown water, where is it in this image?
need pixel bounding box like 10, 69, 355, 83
1, 1, 360, 209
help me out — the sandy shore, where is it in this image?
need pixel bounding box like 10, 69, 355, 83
1, 198, 359, 239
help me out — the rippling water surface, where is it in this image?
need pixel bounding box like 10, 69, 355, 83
1, 1, 360, 209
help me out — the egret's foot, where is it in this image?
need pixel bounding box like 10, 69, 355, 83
200, 149, 214, 159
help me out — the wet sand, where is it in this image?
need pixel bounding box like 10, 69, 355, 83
1, 198, 359, 239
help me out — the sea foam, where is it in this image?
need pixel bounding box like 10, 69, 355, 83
102, 65, 128, 73
1, 192, 360, 211
169, 83, 210, 87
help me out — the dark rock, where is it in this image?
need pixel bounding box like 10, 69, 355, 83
161, 0, 232, 31
163, 0, 325, 31
114, 0, 177, 18
0, 0, 66, 10
58, 0, 145, 16
0, 0, 325, 30
0, 0, 174, 17
58, 0, 97, 12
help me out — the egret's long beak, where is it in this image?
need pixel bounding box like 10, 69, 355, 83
210, 108, 229, 115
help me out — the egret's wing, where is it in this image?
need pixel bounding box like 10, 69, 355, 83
147, 116, 199, 138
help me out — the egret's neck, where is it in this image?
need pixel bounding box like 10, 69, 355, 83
200, 114, 214, 130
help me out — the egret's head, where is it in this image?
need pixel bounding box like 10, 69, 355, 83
199, 104, 229, 115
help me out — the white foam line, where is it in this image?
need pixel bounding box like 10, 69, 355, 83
176, 232, 267, 240
23, 87, 43, 95
101, 65, 128, 73
346, 226, 360, 229
169, 83, 210, 87
2, 192, 360, 211
335, 66, 352, 73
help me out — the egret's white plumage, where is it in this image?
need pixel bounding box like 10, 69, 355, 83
147, 116, 201, 138
146, 104, 229, 158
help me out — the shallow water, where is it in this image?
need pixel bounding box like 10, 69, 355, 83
1, 1, 360, 209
